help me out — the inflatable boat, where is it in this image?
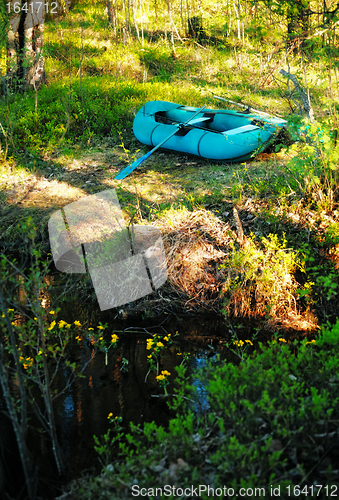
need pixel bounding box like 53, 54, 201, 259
133, 100, 287, 162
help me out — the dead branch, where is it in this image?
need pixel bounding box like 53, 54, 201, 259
279, 68, 315, 122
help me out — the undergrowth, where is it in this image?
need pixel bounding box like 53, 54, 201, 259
221, 233, 302, 319
64, 321, 339, 498
2, 1, 339, 498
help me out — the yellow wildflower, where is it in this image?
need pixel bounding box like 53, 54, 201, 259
7, 309, 14, 312
107, 412, 113, 419
111, 334, 119, 343
48, 320, 56, 331
156, 370, 170, 382
75, 336, 81, 341
58, 320, 67, 328
23, 357, 33, 369
156, 342, 164, 348
34, 317, 37, 320
146, 340, 153, 350
74, 320, 82, 327
88, 327, 94, 331
163, 336, 169, 342
245, 340, 253, 345
177, 352, 182, 356
147, 354, 152, 358
99, 337, 103, 341
11, 322, 15, 325
65, 324, 71, 328
279, 338, 287, 343
1, 313, 5, 318
49, 310, 55, 315
97, 325, 104, 330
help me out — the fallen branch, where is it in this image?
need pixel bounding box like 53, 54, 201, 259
279, 69, 314, 122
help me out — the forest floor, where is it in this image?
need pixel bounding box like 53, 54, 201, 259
0, 134, 334, 338
0, 0, 336, 339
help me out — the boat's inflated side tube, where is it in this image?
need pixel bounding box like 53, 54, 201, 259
133, 100, 286, 162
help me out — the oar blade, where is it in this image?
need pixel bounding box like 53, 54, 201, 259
115, 151, 152, 180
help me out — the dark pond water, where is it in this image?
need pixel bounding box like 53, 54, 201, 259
2, 269, 240, 495
49, 314, 233, 481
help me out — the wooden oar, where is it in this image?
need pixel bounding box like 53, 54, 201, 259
213, 95, 282, 118
115, 104, 206, 180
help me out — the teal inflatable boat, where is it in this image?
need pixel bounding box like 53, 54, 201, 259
133, 100, 287, 162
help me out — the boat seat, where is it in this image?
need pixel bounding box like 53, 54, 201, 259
224, 124, 260, 136
184, 116, 212, 126
175, 116, 213, 136
154, 113, 211, 127
251, 118, 266, 127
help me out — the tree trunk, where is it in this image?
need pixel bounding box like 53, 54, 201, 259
286, 0, 310, 51
0, 357, 37, 500
106, 0, 117, 32
0, 293, 37, 500
39, 319, 65, 476
57, 0, 77, 14
6, 0, 45, 92
130, 0, 140, 41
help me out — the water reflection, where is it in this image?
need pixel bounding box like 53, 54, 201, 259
190, 356, 212, 414
50, 322, 229, 479
5, 270, 233, 482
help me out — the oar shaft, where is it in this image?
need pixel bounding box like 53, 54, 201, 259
115, 104, 206, 180
147, 103, 207, 153
213, 95, 273, 118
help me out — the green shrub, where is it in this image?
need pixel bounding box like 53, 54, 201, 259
67, 321, 339, 498
221, 233, 302, 319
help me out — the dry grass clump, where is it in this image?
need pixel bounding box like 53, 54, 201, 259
137, 207, 318, 332
265, 309, 319, 333
153, 207, 301, 320
153, 207, 233, 309
152, 208, 318, 330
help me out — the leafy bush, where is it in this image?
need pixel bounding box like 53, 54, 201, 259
65, 320, 339, 499
221, 233, 302, 319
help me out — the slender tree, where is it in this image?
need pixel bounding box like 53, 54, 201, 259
6, 0, 45, 92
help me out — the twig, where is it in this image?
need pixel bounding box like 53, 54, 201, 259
233, 207, 245, 247
151, 393, 196, 404
300, 442, 335, 485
